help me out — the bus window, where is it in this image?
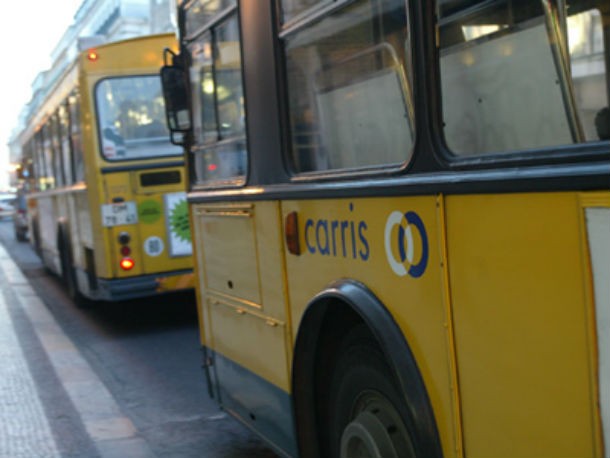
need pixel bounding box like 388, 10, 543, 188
59, 103, 73, 186
51, 113, 65, 188
42, 124, 55, 190
281, 0, 330, 23
185, 0, 234, 37
567, 8, 608, 141
33, 132, 44, 191
95, 76, 182, 161
283, 0, 415, 173
188, 9, 247, 186
438, 0, 609, 156
68, 92, 85, 182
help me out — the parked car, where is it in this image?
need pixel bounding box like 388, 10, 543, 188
0, 194, 15, 219
12, 187, 28, 242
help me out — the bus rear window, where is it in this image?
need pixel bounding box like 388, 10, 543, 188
96, 76, 183, 161
439, 0, 609, 157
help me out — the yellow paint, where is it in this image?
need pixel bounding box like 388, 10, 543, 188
281, 197, 457, 457
156, 272, 195, 292
189, 189, 608, 457
437, 195, 464, 457
579, 192, 610, 457
193, 201, 292, 391
445, 192, 600, 457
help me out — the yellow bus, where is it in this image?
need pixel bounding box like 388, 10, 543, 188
162, 1, 609, 456
20, 33, 193, 306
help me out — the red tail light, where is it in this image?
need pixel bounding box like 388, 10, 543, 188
120, 258, 135, 271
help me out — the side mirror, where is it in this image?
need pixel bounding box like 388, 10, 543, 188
161, 60, 191, 140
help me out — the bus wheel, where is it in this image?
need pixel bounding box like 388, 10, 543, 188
329, 326, 416, 458
32, 219, 42, 257
60, 239, 89, 308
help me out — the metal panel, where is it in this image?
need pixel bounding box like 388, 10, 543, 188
446, 192, 597, 456
585, 205, 610, 456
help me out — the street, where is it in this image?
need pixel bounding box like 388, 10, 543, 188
0, 218, 278, 458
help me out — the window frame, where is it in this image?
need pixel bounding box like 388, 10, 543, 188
56, 104, 73, 187
68, 91, 86, 183
184, 1, 249, 190
432, 0, 610, 170
277, 0, 419, 182
93, 74, 183, 163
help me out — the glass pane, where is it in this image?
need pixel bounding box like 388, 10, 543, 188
215, 17, 246, 140
59, 104, 73, 185
190, 13, 247, 186
69, 93, 85, 182
96, 76, 183, 161
438, 0, 609, 156
281, 0, 329, 23
35, 132, 46, 191
51, 115, 64, 187
185, 0, 235, 36
190, 34, 218, 145
193, 139, 247, 183
284, 0, 414, 173
567, 8, 608, 141
42, 125, 55, 189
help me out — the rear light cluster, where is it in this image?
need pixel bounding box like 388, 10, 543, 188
118, 232, 135, 271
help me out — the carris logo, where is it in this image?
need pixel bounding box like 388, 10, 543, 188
384, 211, 429, 278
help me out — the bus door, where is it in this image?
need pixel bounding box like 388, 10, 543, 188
191, 201, 294, 450
175, 9, 294, 449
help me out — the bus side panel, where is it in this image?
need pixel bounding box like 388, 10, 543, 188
281, 196, 458, 458
71, 188, 91, 272
37, 194, 60, 274
445, 191, 598, 457
192, 201, 295, 455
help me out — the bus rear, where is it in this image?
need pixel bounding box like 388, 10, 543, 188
79, 34, 194, 301
22, 34, 193, 305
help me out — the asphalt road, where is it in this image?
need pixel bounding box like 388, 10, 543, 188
0, 218, 278, 458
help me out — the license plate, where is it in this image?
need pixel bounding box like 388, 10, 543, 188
101, 202, 138, 227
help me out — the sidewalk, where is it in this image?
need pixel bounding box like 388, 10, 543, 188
0, 245, 153, 458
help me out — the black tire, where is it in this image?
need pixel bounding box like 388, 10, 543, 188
32, 219, 42, 257
15, 228, 27, 242
59, 233, 90, 308
328, 326, 416, 458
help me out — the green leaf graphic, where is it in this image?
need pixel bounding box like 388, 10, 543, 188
170, 199, 191, 242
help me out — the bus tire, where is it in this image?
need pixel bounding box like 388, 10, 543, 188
328, 325, 416, 458
15, 227, 27, 242
32, 218, 42, 257
59, 232, 90, 308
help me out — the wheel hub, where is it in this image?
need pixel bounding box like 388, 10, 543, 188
340, 410, 399, 458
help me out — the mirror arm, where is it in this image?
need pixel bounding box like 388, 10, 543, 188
163, 47, 179, 67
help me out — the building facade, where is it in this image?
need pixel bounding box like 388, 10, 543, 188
8, 0, 176, 185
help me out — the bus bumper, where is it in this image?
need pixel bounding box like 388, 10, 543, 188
95, 269, 194, 301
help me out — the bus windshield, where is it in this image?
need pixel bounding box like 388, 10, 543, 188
96, 75, 183, 160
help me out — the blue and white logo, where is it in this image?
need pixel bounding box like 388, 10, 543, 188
384, 211, 429, 278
